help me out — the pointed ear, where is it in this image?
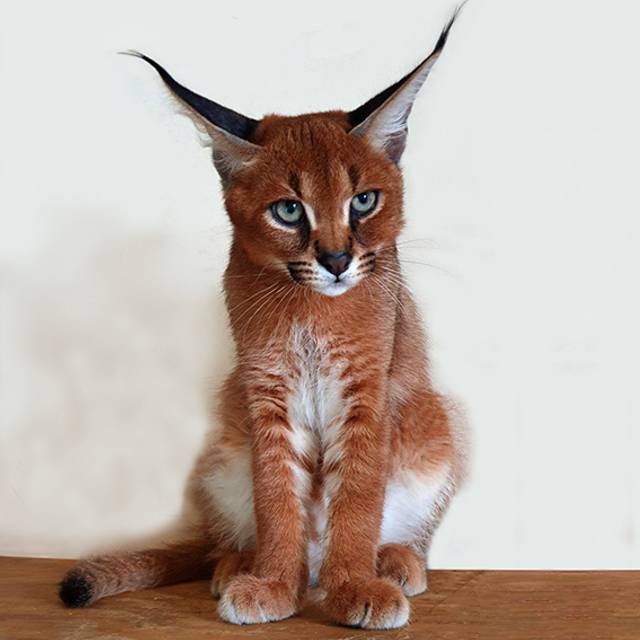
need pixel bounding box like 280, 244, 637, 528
348, 7, 463, 164
122, 51, 260, 185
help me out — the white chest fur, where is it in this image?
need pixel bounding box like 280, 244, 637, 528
201, 326, 450, 578
286, 325, 348, 439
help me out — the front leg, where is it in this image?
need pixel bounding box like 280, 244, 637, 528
319, 387, 410, 630
218, 383, 307, 624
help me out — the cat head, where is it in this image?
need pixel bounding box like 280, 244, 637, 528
125, 11, 460, 297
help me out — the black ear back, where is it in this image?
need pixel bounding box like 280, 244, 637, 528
124, 4, 462, 172
348, 7, 462, 130
122, 51, 258, 141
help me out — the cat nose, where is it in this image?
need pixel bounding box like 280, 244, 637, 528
318, 251, 352, 277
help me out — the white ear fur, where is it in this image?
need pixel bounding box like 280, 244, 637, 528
176, 102, 260, 187
350, 53, 441, 163
122, 50, 260, 185
349, 8, 462, 163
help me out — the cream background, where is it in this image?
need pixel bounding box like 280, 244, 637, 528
1, 0, 639, 569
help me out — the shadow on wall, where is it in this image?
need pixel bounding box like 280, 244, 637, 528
0, 209, 234, 557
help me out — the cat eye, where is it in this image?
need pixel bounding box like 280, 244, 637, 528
271, 199, 305, 226
350, 191, 379, 217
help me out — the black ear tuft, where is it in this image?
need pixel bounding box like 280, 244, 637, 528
59, 570, 95, 608
120, 50, 258, 141
431, 1, 466, 59
348, 3, 465, 128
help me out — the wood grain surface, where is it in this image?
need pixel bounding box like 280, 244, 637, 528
1, 557, 638, 639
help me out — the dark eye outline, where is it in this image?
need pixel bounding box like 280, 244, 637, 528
271, 199, 306, 227
350, 190, 379, 218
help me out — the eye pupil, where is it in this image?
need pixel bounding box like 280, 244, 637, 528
351, 190, 378, 217
272, 199, 304, 226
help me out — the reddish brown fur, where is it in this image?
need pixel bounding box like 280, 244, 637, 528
201, 115, 460, 630
60, 22, 465, 630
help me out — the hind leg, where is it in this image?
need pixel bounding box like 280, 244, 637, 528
210, 550, 255, 598
377, 544, 427, 597
374, 472, 448, 600
376, 457, 457, 599
377, 390, 462, 598
375, 462, 454, 602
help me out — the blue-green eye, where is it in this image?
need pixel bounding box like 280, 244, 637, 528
271, 200, 305, 226
350, 191, 379, 217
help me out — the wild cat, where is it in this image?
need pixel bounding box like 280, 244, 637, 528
59, 10, 466, 630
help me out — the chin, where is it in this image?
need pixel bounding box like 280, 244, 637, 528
314, 280, 353, 297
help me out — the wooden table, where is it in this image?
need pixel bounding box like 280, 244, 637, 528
1, 557, 638, 639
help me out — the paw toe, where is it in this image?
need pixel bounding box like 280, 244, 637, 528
210, 551, 254, 598
325, 577, 410, 630
218, 574, 296, 624
377, 544, 428, 597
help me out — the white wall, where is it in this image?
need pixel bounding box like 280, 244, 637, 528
1, 0, 639, 569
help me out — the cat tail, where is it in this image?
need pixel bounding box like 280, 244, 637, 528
58, 536, 213, 608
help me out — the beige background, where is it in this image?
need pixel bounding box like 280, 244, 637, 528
1, 0, 639, 569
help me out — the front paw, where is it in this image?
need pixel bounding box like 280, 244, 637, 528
210, 551, 255, 598
377, 543, 428, 597
218, 574, 297, 624
323, 577, 410, 629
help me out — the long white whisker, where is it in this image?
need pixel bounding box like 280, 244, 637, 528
227, 281, 280, 317
239, 284, 289, 340
370, 273, 406, 314
275, 285, 299, 336
261, 283, 296, 339
232, 283, 283, 329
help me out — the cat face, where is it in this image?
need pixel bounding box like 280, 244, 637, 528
126, 13, 457, 296
223, 114, 404, 297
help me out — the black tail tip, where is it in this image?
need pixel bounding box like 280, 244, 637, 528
59, 571, 94, 608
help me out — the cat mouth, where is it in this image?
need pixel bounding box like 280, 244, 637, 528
315, 279, 352, 297
286, 253, 377, 296
286, 263, 354, 296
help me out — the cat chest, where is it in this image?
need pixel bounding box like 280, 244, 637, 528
285, 328, 349, 440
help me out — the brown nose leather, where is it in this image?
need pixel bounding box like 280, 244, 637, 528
318, 251, 352, 277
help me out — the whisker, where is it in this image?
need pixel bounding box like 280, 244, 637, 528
271, 285, 299, 339
239, 285, 288, 340
226, 281, 280, 317
399, 258, 457, 278
373, 246, 455, 279
260, 284, 294, 338
380, 273, 407, 290
232, 283, 283, 326
370, 273, 406, 314
224, 261, 284, 281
